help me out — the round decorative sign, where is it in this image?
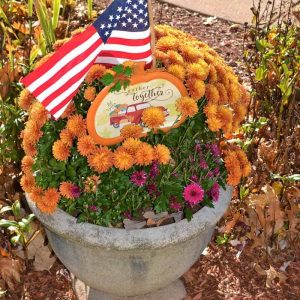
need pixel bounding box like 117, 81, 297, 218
87, 67, 188, 145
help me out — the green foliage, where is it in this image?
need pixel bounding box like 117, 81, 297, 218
101, 65, 133, 93
216, 233, 230, 245
34, 97, 227, 226
244, 1, 299, 144
0, 201, 35, 246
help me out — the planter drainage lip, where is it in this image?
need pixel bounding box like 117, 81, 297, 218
26, 186, 232, 251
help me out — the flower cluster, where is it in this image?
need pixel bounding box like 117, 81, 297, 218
155, 25, 250, 134
19, 25, 251, 226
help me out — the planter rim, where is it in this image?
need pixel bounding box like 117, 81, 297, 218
26, 186, 232, 250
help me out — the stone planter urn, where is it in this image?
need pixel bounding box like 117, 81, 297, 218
26, 186, 232, 300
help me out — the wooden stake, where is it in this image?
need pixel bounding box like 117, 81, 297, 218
147, 0, 156, 69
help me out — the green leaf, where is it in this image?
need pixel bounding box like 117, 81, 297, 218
124, 66, 133, 77
112, 64, 124, 75
216, 234, 229, 245
12, 200, 21, 218
255, 66, 265, 81
184, 207, 193, 221
101, 73, 114, 86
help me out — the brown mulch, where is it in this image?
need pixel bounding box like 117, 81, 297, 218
1, 1, 299, 300
183, 239, 300, 300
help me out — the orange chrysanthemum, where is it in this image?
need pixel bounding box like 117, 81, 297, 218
141, 107, 166, 129
227, 83, 241, 104
205, 84, 220, 104
22, 139, 37, 157
236, 149, 251, 177
167, 50, 184, 65
29, 102, 48, 126
23, 120, 43, 143
20, 173, 35, 193
167, 64, 185, 81
21, 156, 34, 174
59, 129, 74, 147
135, 143, 154, 166
215, 83, 229, 105
61, 102, 76, 119
29, 186, 44, 204
206, 116, 223, 132
113, 147, 134, 170
176, 96, 198, 117
180, 44, 202, 62
120, 124, 144, 139
186, 61, 209, 81
87, 147, 113, 173
34, 53, 53, 69
154, 144, 171, 165
59, 182, 77, 199
37, 188, 60, 214
218, 106, 233, 133
187, 79, 206, 100
52, 140, 70, 161
66, 114, 86, 137
84, 86, 97, 102
204, 103, 218, 118
53, 38, 70, 51
18, 89, 35, 111
85, 64, 106, 84
156, 36, 179, 52
233, 103, 247, 123
155, 50, 169, 64
122, 138, 142, 155
77, 135, 97, 157
209, 65, 218, 83
224, 151, 242, 186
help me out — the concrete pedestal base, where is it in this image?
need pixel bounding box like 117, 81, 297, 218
73, 276, 186, 300
88, 280, 186, 300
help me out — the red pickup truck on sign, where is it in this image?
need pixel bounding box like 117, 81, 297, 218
110, 102, 169, 128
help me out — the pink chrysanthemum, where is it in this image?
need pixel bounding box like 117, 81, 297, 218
183, 183, 204, 206
209, 182, 220, 202
199, 159, 208, 169
130, 171, 147, 187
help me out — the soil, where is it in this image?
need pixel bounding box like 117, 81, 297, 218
1, 1, 299, 300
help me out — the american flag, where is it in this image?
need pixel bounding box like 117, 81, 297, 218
21, 0, 152, 119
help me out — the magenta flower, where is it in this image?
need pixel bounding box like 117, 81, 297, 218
89, 205, 98, 212
71, 185, 81, 198
207, 171, 214, 178
124, 210, 132, 219
195, 143, 202, 153
209, 182, 220, 202
149, 161, 159, 178
199, 159, 208, 169
170, 196, 182, 211
130, 171, 147, 186
213, 167, 220, 177
210, 144, 221, 157
146, 183, 158, 195
183, 183, 204, 207
190, 175, 198, 182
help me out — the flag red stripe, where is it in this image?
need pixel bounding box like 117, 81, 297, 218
32, 39, 103, 98
107, 36, 151, 46
20, 26, 97, 87
99, 49, 152, 60
41, 58, 96, 107
50, 89, 78, 117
